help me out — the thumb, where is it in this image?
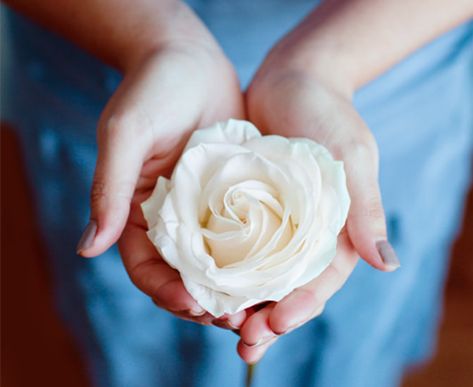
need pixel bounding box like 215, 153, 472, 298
344, 142, 400, 272
77, 120, 144, 257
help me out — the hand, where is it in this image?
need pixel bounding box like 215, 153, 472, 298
238, 234, 358, 363
237, 32, 400, 362
77, 39, 247, 327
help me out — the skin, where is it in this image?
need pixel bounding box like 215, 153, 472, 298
7, 0, 473, 364
7, 0, 247, 326
239, 0, 473, 362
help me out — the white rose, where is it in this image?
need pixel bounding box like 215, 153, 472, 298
142, 119, 350, 317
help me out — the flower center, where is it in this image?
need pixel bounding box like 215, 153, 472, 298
202, 180, 293, 268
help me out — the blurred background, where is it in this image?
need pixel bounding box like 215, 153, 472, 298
1, 122, 472, 386
1, 1, 473, 385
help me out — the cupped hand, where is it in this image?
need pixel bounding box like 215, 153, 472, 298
238, 233, 357, 363
238, 36, 400, 362
76, 39, 247, 327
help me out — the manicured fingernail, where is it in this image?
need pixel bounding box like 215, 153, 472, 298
376, 240, 400, 271
76, 220, 97, 254
243, 335, 274, 348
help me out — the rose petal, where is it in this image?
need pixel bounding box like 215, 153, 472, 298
141, 177, 170, 229
184, 119, 261, 152
141, 120, 351, 317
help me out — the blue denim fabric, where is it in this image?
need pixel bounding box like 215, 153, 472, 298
3, 3, 472, 386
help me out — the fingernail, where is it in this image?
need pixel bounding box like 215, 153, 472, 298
227, 312, 246, 329
243, 335, 274, 348
76, 220, 97, 254
376, 240, 400, 271
212, 318, 239, 330
274, 319, 305, 336
189, 305, 205, 317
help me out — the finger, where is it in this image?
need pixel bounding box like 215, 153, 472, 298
269, 235, 358, 334
282, 304, 325, 335
212, 310, 248, 330
343, 135, 400, 271
77, 117, 146, 257
118, 218, 204, 316
237, 336, 278, 364
239, 303, 276, 347
161, 306, 215, 325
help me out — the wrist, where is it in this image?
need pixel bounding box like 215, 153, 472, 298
117, 2, 225, 74
275, 21, 370, 97
255, 36, 357, 103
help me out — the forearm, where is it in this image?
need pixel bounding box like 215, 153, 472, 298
4, 0, 216, 72
281, 0, 473, 93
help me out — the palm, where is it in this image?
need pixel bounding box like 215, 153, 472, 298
112, 47, 245, 324
237, 68, 384, 363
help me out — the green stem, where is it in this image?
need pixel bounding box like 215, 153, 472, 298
245, 363, 256, 387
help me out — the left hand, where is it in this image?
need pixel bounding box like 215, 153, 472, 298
236, 27, 399, 362
238, 234, 357, 363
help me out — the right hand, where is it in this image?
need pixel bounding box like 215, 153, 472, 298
76, 37, 247, 327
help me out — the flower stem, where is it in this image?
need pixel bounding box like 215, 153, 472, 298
245, 363, 256, 387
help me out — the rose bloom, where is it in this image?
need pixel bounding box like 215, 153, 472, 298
142, 119, 350, 317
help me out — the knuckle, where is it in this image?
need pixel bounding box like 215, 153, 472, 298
298, 287, 324, 309
106, 113, 136, 135
347, 138, 378, 162
129, 262, 151, 292
335, 128, 379, 165
101, 112, 153, 144
350, 195, 385, 222
90, 179, 107, 203
364, 195, 386, 220
140, 273, 157, 296
128, 260, 160, 296
90, 176, 133, 206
